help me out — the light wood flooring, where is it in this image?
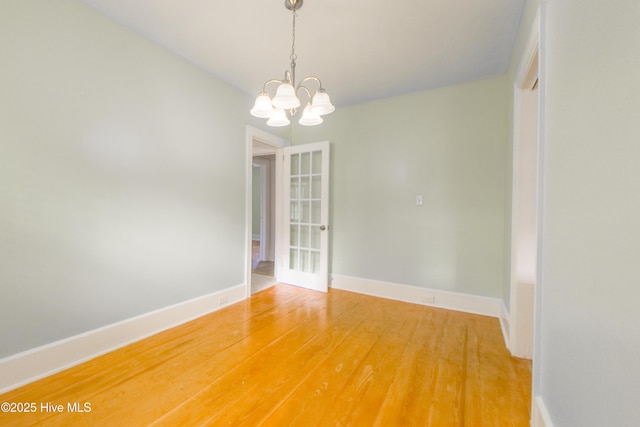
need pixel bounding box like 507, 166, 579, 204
0, 284, 531, 426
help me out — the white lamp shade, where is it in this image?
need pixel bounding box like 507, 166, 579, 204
309, 90, 335, 115
298, 105, 323, 126
250, 94, 274, 118
266, 109, 290, 127
272, 83, 301, 110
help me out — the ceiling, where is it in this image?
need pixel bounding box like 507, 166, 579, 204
81, 0, 525, 107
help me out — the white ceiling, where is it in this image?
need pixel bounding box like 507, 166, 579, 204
81, 0, 525, 107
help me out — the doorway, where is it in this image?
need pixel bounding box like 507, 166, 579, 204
245, 127, 288, 297
251, 156, 276, 289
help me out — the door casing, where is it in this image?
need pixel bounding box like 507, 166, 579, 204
244, 126, 289, 298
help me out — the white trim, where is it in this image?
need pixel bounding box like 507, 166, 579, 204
246, 126, 289, 150
331, 275, 501, 318
245, 126, 289, 298
510, 281, 535, 358
533, 4, 548, 397
500, 301, 511, 349
531, 396, 554, 427
516, 11, 541, 91
0, 284, 245, 394
509, 9, 541, 359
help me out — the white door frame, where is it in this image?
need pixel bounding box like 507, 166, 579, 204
245, 126, 289, 299
509, 11, 541, 359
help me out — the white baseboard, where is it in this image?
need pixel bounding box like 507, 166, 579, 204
511, 281, 535, 359
0, 284, 246, 394
500, 301, 511, 349
331, 275, 501, 318
532, 396, 554, 427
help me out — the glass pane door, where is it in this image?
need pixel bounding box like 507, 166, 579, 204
278, 141, 330, 292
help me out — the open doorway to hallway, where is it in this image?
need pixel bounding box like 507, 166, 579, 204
246, 127, 289, 296
251, 155, 276, 293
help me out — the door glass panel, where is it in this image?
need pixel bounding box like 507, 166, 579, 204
311, 175, 321, 199
290, 201, 299, 222
291, 153, 300, 175
310, 226, 320, 250
312, 151, 322, 174
300, 176, 310, 199
301, 201, 310, 224
300, 249, 309, 272
290, 249, 299, 270
290, 177, 300, 199
301, 152, 311, 175
290, 224, 299, 247
311, 201, 321, 224
300, 225, 310, 248
311, 251, 320, 274
292, 156, 312, 271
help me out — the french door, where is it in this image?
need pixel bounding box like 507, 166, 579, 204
277, 141, 330, 292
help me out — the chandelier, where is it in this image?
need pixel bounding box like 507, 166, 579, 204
250, 0, 335, 127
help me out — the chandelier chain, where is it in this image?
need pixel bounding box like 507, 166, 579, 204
290, 1, 297, 79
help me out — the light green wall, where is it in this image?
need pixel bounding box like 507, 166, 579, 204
0, 0, 255, 358
541, 1, 640, 425
509, 1, 640, 425
293, 76, 509, 297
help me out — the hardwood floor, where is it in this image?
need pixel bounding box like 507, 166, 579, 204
0, 284, 531, 426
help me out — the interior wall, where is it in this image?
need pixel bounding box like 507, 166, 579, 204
509, 1, 640, 425
540, 1, 640, 425
0, 0, 254, 358
293, 76, 509, 298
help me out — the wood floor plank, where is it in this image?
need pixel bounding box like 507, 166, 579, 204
259, 294, 420, 427
85, 288, 332, 426
372, 307, 447, 426
150, 289, 367, 426
261, 296, 398, 426
316, 299, 425, 427
0, 284, 531, 427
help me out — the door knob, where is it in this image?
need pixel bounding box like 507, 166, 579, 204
320, 225, 328, 231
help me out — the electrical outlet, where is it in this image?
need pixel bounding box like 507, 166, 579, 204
421, 295, 435, 304
218, 295, 229, 306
